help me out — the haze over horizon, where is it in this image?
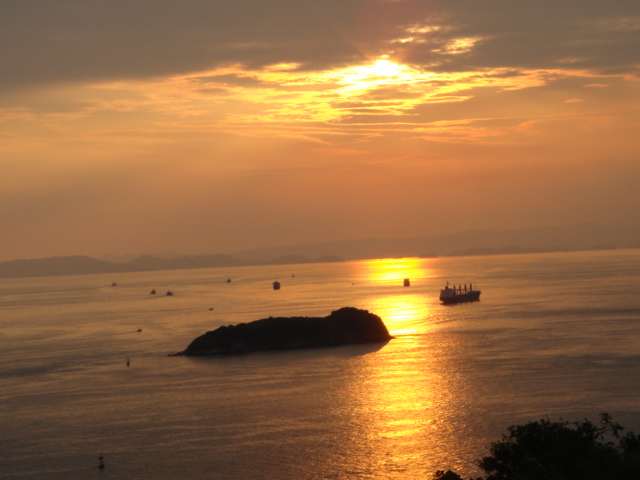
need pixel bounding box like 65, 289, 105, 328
2, 1, 640, 263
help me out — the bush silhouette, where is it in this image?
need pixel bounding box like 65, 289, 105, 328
435, 414, 640, 480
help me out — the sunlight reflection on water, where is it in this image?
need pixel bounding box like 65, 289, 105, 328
336, 320, 475, 478
361, 258, 434, 336
335, 255, 473, 477
360, 257, 430, 284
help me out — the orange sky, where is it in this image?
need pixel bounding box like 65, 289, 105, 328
1, 0, 640, 261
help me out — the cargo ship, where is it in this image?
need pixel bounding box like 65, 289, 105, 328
439, 282, 481, 304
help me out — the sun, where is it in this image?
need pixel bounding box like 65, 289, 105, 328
372, 59, 402, 77
334, 58, 416, 92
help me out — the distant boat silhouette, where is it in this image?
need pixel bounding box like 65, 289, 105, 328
403, 278, 410, 287
150, 289, 156, 294
166, 291, 173, 296
111, 281, 117, 287
273, 281, 280, 290
98, 454, 105, 469
226, 278, 231, 283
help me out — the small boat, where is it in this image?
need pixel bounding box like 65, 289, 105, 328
150, 289, 156, 294
111, 281, 118, 287
440, 282, 481, 304
273, 281, 281, 290
403, 278, 410, 287
166, 291, 173, 296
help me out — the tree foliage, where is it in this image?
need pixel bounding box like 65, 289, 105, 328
436, 413, 640, 480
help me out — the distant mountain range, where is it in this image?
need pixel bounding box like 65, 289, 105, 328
2, 222, 639, 279
0, 254, 343, 279
231, 222, 640, 261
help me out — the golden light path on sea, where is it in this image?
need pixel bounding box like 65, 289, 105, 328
335, 258, 470, 477
361, 257, 433, 337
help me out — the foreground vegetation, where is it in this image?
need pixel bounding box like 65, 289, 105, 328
434, 414, 640, 480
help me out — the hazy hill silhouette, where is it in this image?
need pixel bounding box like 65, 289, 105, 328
0, 256, 122, 278
0, 253, 343, 279
3, 222, 640, 279
232, 222, 640, 261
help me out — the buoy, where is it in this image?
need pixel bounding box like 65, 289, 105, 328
126, 358, 130, 367
403, 278, 410, 287
273, 281, 281, 290
98, 454, 105, 469
226, 278, 231, 283
150, 289, 156, 294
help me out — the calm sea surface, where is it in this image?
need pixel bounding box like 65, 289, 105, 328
2, 250, 640, 479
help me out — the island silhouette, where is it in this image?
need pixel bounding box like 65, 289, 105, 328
176, 307, 393, 356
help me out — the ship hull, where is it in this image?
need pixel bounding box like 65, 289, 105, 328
440, 291, 481, 304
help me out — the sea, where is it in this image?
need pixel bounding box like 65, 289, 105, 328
2, 249, 640, 479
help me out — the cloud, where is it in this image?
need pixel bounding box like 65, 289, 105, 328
3, 0, 639, 93
0, 0, 361, 90
395, 1, 640, 74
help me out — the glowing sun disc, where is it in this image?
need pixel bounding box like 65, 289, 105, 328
372, 59, 402, 77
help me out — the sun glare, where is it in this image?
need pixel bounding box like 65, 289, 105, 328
372, 59, 402, 77
334, 58, 420, 92
364, 258, 427, 284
